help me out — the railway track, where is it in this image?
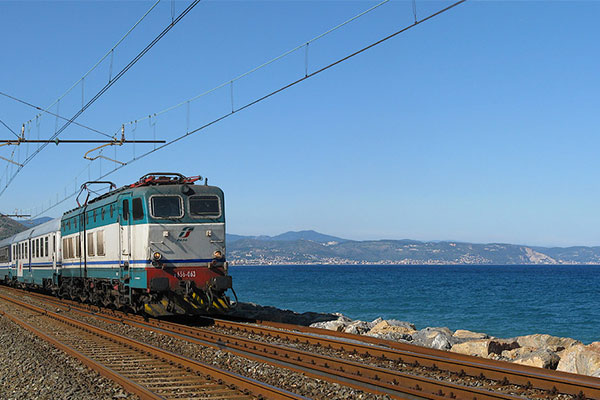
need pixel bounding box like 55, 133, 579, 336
1, 287, 599, 400
0, 292, 304, 400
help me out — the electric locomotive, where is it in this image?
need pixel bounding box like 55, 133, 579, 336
0, 172, 234, 317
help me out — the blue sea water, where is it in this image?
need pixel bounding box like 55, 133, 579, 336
229, 265, 600, 344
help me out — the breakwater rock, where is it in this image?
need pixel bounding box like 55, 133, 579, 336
228, 302, 340, 326
228, 303, 600, 377
310, 315, 600, 377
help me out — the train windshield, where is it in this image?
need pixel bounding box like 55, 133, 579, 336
189, 195, 220, 217
150, 195, 183, 218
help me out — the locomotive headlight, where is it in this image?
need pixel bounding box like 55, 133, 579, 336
213, 250, 223, 259
153, 251, 162, 261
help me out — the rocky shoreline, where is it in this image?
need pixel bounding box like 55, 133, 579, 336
230, 302, 600, 378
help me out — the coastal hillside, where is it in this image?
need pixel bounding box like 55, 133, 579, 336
0, 216, 27, 240
227, 230, 346, 244
20, 216, 53, 229
228, 231, 600, 265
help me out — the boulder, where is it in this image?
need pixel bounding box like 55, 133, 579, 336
450, 340, 491, 358
344, 320, 374, 335
488, 340, 520, 356
513, 349, 560, 370
453, 329, 489, 340
385, 320, 416, 330
412, 327, 453, 350
430, 333, 452, 350
367, 331, 413, 342
556, 344, 600, 376
368, 320, 416, 336
365, 320, 416, 342
588, 341, 600, 353
502, 346, 535, 360
230, 302, 341, 326
514, 334, 581, 352
310, 317, 350, 332
412, 327, 453, 338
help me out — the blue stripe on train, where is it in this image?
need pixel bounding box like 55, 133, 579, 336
61, 258, 213, 267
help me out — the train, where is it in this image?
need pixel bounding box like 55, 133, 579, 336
0, 172, 234, 317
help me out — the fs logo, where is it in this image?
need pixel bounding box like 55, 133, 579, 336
178, 227, 194, 241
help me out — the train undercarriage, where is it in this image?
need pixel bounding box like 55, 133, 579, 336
6, 275, 234, 317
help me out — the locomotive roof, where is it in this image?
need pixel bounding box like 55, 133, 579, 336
0, 217, 61, 247
63, 183, 223, 218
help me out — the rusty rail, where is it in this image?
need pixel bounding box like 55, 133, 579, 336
0, 292, 304, 400
0, 289, 537, 399
5, 287, 600, 399
205, 316, 600, 399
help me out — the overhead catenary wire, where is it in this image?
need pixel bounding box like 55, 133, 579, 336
0, 91, 113, 139
0, 0, 203, 197
5, 0, 389, 207
29, 0, 467, 219
124, 0, 391, 125
0, 140, 165, 144
31, 0, 163, 121
0, 118, 19, 139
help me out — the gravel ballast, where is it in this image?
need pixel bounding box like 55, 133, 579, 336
0, 312, 138, 400
0, 292, 390, 400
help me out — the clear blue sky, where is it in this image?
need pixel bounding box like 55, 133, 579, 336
0, 1, 598, 247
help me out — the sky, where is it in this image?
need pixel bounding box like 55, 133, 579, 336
0, 1, 598, 247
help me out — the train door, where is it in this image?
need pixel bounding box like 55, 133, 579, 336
51, 233, 58, 285
27, 237, 32, 282
51, 234, 56, 272
118, 195, 132, 280
11, 244, 16, 279
17, 242, 23, 278
79, 211, 86, 279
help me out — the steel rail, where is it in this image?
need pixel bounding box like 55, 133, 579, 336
7, 287, 600, 398
204, 317, 600, 399
5, 289, 532, 400
110, 312, 525, 400
0, 309, 164, 400
0, 293, 304, 400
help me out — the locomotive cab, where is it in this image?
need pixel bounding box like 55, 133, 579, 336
57, 173, 234, 317
116, 173, 233, 316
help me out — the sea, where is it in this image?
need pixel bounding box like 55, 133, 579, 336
229, 264, 599, 344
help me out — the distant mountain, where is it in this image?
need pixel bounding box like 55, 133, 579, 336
20, 216, 53, 229
0, 216, 27, 240
270, 230, 347, 243
227, 234, 249, 243
226, 232, 600, 265
227, 234, 272, 243
227, 230, 347, 244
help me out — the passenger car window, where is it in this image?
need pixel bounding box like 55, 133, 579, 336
87, 232, 94, 256
132, 198, 144, 220
189, 195, 220, 217
97, 231, 105, 256
151, 196, 183, 218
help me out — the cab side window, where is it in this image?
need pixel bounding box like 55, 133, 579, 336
132, 198, 144, 220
